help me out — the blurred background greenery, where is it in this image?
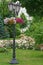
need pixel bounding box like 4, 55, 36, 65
0, 0, 43, 50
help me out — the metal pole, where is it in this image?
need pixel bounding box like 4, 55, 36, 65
12, 9, 16, 59
10, 10, 18, 64
13, 9, 16, 59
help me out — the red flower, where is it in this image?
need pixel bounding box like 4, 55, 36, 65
15, 18, 24, 24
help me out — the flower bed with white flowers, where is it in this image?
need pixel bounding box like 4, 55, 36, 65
0, 34, 35, 49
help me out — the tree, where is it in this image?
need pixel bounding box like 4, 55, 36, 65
24, 0, 43, 16
13, 0, 43, 17
0, 0, 10, 18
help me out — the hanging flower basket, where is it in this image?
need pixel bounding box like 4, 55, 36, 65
4, 17, 24, 25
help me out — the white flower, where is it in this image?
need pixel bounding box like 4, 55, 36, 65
18, 44, 21, 47
28, 17, 33, 20
18, 7, 33, 21
22, 40, 27, 44
10, 17, 15, 20
4, 18, 9, 24
25, 44, 29, 47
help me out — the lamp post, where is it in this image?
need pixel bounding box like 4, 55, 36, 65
8, 1, 21, 64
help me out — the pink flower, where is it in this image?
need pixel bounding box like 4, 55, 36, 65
15, 18, 24, 24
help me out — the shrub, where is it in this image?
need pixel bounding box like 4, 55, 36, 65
25, 21, 43, 45
0, 16, 10, 39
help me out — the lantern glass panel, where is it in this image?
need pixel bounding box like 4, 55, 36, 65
17, 6, 20, 12
15, 5, 20, 13
8, 4, 13, 11
13, 5, 15, 10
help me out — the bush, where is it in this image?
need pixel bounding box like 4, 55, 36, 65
25, 21, 43, 45
0, 16, 10, 39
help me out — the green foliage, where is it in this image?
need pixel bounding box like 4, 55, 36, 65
20, 13, 28, 28
33, 16, 43, 23
6, 24, 15, 38
25, 19, 43, 44
0, 48, 7, 52
16, 28, 21, 36
0, 0, 10, 18
0, 16, 9, 39
13, 0, 43, 16
24, 0, 43, 16
6, 24, 21, 38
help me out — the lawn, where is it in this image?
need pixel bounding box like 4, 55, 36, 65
0, 49, 43, 65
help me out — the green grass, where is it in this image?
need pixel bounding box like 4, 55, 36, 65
0, 49, 43, 65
